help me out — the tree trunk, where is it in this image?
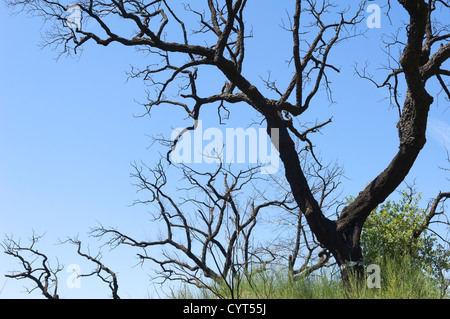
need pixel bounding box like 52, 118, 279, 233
265, 111, 366, 286
266, 79, 433, 287
332, 225, 365, 287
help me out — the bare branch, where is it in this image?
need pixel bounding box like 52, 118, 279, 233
62, 237, 120, 299
2, 233, 62, 299
411, 192, 450, 242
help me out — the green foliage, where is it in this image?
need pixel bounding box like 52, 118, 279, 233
361, 191, 430, 262
359, 190, 449, 290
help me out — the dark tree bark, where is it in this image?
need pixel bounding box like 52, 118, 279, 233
335, 0, 449, 280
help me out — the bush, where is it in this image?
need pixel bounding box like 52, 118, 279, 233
360, 190, 449, 296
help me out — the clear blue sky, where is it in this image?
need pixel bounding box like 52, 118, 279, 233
0, 1, 449, 298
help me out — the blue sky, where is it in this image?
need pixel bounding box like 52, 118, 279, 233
0, 1, 449, 298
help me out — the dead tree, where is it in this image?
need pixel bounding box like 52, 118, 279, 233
89, 145, 344, 295
63, 237, 121, 299
2, 233, 121, 299
6, 0, 450, 285
2, 233, 62, 299
92, 162, 293, 298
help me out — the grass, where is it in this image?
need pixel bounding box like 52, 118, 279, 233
175, 257, 448, 299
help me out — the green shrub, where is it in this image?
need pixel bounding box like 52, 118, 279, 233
360, 190, 449, 290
